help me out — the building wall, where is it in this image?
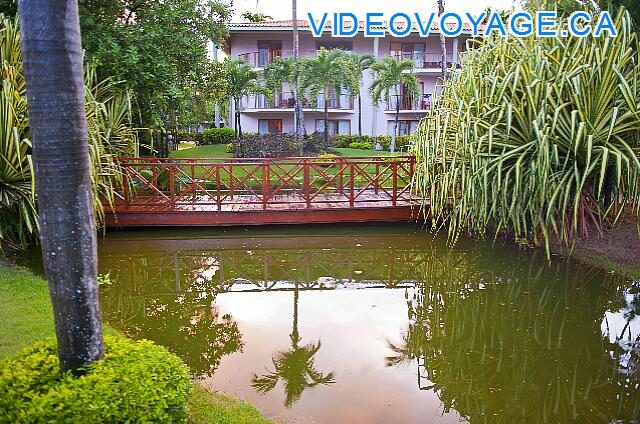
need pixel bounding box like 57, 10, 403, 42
228, 28, 471, 137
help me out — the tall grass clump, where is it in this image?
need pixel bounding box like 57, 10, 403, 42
0, 15, 136, 249
411, 10, 640, 255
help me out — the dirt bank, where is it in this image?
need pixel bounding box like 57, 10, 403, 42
550, 219, 640, 280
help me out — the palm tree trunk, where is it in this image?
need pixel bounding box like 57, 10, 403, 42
392, 97, 399, 153
292, 0, 305, 140
438, 0, 447, 84
358, 93, 362, 139
323, 91, 329, 149
235, 97, 242, 139
18, 0, 104, 374
290, 282, 300, 350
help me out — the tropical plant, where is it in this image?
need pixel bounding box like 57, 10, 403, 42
241, 11, 273, 22
18, 0, 104, 373
0, 14, 35, 249
437, 0, 447, 83
346, 53, 375, 139
299, 48, 359, 149
0, 14, 136, 250
225, 58, 268, 141
369, 57, 420, 153
411, 10, 640, 256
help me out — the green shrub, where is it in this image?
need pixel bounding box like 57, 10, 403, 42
0, 336, 192, 423
331, 134, 370, 148
202, 128, 235, 145
348, 141, 372, 150
225, 142, 234, 154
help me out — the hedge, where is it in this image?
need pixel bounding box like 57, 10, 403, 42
332, 134, 412, 151
202, 128, 235, 145
0, 336, 192, 423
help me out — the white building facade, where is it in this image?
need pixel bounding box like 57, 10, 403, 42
225, 20, 475, 136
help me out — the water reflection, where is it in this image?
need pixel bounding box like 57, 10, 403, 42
386, 247, 640, 422
95, 227, 640, 423
252, 283, 335, 407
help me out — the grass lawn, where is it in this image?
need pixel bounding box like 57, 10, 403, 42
0, 264, 273, 423
171, 144, 232, 159
160, 145, 410, 191
335, 148, 405, 157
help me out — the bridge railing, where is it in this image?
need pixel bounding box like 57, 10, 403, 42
113, 156, 415, 211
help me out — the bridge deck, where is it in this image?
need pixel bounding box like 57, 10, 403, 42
105, 156, 420, 227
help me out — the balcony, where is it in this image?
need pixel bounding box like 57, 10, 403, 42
390, 52, 458, 69
385, 95, 432, 112
246, 92, 353, 111
236, 50, 317, 68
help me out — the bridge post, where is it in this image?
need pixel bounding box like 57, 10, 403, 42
122, 170, 130, 210
215, 164, 222, 211
169, 165, 176, 210
392, 162, 397, 207
304, 159, 311, 208
262, 162, 269, 210
349, 163, 355, 207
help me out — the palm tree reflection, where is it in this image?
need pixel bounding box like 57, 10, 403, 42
252, 282, 335, 407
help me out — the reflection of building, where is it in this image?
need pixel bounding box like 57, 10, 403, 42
225, 20, 475, 136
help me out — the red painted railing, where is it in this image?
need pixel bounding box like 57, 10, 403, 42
113, 156, 415, 211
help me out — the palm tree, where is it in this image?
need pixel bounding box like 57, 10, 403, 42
347, 53, 375, 140
225, 58, 267, 140
300, 48, 359, 149
369, 57, 420, 153
17, 0, 104, 373
437, 0, 447, 83
291, 0, 306, 140
251, 282, 335, 407
240, 12, 273, 22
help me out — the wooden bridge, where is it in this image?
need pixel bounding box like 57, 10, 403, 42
105, 156, 420, 227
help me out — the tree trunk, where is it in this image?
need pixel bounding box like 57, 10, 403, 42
392, 97, 399, 153
18, 0, 104, 374
438, 0, 447, 84
292, 0, 302, 140
290, 282, 300, 350
358, 94, 362, 139
323, 91, 329, 149
235, 97, 242, 139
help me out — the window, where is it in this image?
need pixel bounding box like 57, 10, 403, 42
257, 40, 283, 67
315, 119, 351, 135
390, 42, 426, 67
387, 120, 419, 136
258, 119, 283, 134
316, 41, 353, 51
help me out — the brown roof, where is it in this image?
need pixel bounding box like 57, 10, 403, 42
229, 19, 483, 32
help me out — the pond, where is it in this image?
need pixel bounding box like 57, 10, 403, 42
22, 224, 640, 423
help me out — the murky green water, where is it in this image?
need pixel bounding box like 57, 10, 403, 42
22, 224, 640, 423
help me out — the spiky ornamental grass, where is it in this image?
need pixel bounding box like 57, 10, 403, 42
0, 15, 136, 249
411, 11, 640, 256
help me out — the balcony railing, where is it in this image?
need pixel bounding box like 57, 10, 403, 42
386, 95, 432, 111
390, 52, 458, 69
247, 92, 353, 110
237, 50, 317, 68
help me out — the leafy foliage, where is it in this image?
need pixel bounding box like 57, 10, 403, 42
0, 14, 35, 249
226, 58, 269, 138
369, 57, 420, 151
0, 15, 136, 249
78, 0, 231, 129
299, 48, 359, 147
0, 336, 192, 423
411, 10, 640, 255
202, 127, 235, 145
